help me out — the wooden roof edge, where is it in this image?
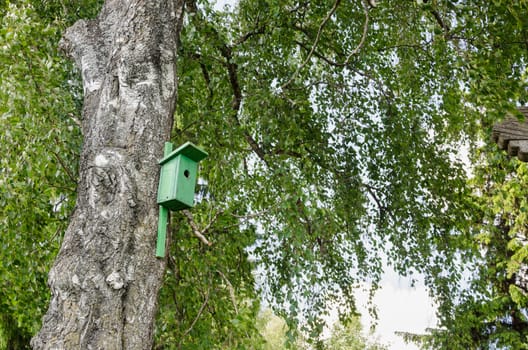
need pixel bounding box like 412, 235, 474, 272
492, 107, 528, 161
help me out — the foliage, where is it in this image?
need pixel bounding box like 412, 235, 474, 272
257, 309, 289, 349
320, 319, 387, 350
173, 0, 528, 341
170, 0, 528, 347
257, 308, 387, 350
155, 213, 264, 349
423, 146, 528, 349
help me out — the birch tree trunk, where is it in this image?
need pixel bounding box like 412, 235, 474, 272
32, 1, 185, 348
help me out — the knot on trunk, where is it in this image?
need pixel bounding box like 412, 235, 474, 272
106, 271, 125, 290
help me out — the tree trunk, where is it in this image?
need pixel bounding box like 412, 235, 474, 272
32, 1, 185, 348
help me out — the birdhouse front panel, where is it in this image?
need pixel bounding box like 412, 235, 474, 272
157, 141, 207, 212
157, 154, 198, 210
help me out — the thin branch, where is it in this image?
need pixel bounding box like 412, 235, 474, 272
363, 183, 386, 221
178, 287, 211, 347
342, 0, 370, 64
430, 8, 450, 34
185, 51, 214, 103
281, 0, 342, 90
218, 40, 269, 164
272, 148, 303, 157
201, 210, 222, 236
375, 42, 433, 53
23, 51, 42, 95
233, 25, 266, 46
293, 38, 395, 102
348, 66, 395, 102
30, 223, 63, 254
49, 148, 77, 185
216, 270, 238, 314
295, 198, 313, 236
187, 9, 288, 165
291, 0, 369, 68
199, 61, 213, 100
282, 0, 370, 94
230, 209, 272, 220
182, 210, 213, 246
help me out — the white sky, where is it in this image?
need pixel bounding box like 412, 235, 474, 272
356, 270, 438, 350
213, 0, 237, 11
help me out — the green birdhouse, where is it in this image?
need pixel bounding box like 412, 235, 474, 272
156, 141, 207, 258
157, 141, 208, 211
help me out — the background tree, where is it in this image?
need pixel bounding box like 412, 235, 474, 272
422, 145, 528, 349
257, 308, 387, 350
171, 0, 528, 341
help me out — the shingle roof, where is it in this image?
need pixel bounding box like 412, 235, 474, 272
492, 107, 528, 161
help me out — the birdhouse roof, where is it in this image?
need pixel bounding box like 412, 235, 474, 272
159, 141, 208, 165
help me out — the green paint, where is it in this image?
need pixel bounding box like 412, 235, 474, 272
156, 142, 173, 258
157, 142, 208, 211
156, 142, 207, 257
156, 206, 169, 258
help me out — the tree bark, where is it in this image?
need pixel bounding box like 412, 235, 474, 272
32, 1, 185, 348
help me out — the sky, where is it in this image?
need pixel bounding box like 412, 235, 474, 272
212, 1, 440, 348
356, 270, 438, 349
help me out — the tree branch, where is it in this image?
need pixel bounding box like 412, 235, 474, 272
218, 39, 269, 164
296, 198, 313, 237
342, 0, 370, 64
178, 287, 211, 347
49, 148, 77, 185
201, 210, 222, 236
293, 39, 395, 104
233, 25, 266, 46
283, 0, 370, 90
216, 270, 238, 314
430, 8, 450, 34
281, 0, 342, 90
199, 61, 213, 100
182, 210, 213, 246
362, 183, 389, 223
230, 208, 273, 220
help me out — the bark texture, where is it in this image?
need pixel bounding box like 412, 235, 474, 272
32, 1, 185, 348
